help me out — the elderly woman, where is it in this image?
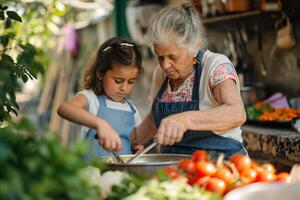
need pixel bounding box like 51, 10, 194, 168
135, 3, 247, 158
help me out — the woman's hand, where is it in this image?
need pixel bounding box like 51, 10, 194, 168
156, 113, 188, 145
96, 119, 122, 152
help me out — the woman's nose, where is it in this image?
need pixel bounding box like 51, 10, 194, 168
161, 60, 171, 70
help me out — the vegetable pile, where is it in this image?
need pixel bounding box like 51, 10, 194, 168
247, 103, 300, 121
164, 151, 291, 196
0, 119, 104, 200
108, 150, 291, 199
108, 173, 221, 200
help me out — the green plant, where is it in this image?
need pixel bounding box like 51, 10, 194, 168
0, 4, 44, 123
0, 118, 104, 200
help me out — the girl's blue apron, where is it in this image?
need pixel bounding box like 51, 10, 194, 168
151, 50, 247, 158
85, 95, 135, 158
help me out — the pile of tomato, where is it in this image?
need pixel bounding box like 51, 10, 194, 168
164, 150, 290, 196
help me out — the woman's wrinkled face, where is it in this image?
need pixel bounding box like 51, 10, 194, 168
153, 42, 194, 80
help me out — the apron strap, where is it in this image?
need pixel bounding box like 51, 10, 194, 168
124, 98, 136, 114
191, 50, 204, 101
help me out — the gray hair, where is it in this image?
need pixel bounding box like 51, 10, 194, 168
145, 3, 207, 53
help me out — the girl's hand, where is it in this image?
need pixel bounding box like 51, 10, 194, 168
132, 144, 144, 153
96, 119, 122, 152
156, 113, 188, 146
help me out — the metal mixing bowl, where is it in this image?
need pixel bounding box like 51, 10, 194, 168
97, 153, 191, 175
224, 182, 300, 200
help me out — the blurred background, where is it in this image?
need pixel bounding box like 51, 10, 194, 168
2, 1, 300, 199
1, 0, 300, 148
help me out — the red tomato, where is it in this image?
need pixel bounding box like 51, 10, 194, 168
192, 150, 208, 162
195, 161, 216, 177
164, 167, 180, 179
261, 163, 276, 174
251, 160, 260, 169
194, 176, 210, 187
240, 168, 257, 183
276, 172, 291, 183
229, 154, 252, 172
178, 159, 196, 174
256, 170, 275, 182
213, 167, 235, 184
205, 177, 226, 196
187, 175, 199, 186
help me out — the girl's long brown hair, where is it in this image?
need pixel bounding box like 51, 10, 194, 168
83, 37, 143, 95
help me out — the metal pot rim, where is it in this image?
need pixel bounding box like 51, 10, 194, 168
96, 153, 191, 166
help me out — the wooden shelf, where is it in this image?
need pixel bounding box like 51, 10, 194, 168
202, 10, 262, 25
202, 10, 281, 28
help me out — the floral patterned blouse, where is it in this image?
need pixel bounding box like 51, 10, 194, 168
161, 63, 237, 102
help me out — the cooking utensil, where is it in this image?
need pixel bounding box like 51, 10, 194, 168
112, 151, 125, 163
98, 153, 191, 175
227, 31, 238, 67
257, 30, 267, 76
241, 85, 266, 107
225, 0, 251, 12
126, 139, 158, 164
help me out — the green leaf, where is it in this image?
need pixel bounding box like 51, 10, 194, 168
3, 111, 11, 121
10, 98, 19, 110
0, 11, 4, 20
0, 140, 13, 160
2, 54, 14, 64
6, 11, 22, 22
0, 35, 9, 47
21, 74, 28, 82
3, 6, 8, 11
5, 104, 11, 112
10, 107, 18, 116
4, 18, 11, 29
90, 159, 107, 171
17, 118, 36, 132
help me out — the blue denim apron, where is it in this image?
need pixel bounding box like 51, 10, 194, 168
151, 50, 246, 158
85, 95, 135, 157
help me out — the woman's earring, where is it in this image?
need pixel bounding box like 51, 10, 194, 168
193, 57, 199, 64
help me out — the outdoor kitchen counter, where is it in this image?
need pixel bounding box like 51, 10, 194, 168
242, 124, 300, 166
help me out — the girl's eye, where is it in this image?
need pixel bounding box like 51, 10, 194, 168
114, 79, 123, 84
128, 80, 136, 84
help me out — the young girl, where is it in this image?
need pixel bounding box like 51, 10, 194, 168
57, 37, 143, 157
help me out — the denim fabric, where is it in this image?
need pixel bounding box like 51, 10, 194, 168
151, 50, 246, 158
85, 95, 135, 157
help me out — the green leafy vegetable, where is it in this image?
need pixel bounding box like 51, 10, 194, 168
108, 174, 221, 200
246, 103, 273, 120
0, 118, 104, 200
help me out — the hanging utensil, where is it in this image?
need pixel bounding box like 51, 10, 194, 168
227, 31, 238, 67
126, 139, 158, 164
257, 30, 267, 76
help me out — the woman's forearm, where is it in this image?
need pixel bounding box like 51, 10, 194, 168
185, 103, 246, 133
183, 79, 246, 133
136, 113, 157, 144
57, 103, 101, 129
